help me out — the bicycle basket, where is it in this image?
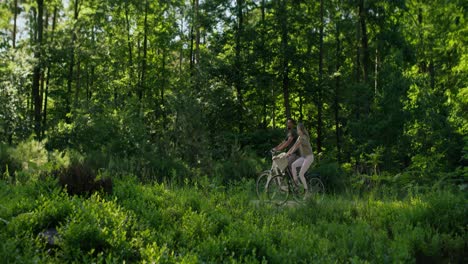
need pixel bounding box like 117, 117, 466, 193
272, 153, 289, 172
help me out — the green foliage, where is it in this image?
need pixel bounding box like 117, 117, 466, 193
0, 175, 466, 263
212, 146, 261, 184
1, 0, 465, 188
313, 160, 346, 193
0, 143, 19, 181
56, 162, 113, 196
7, 138, 49, 183
56, 194, 140, 262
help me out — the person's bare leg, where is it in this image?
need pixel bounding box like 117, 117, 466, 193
291, 157, 304, 185
298, 155, 314, 191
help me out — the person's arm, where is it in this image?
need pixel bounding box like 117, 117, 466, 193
273, 136, 294, 152
286, 137, 301, 156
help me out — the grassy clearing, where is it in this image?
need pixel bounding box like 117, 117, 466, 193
0, 176, 466, 263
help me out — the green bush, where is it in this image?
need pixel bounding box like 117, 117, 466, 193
8, 138, 49, 183
1, 172, 466, 263
56, 162, 112, 196
0, 143, 19, 181
212, 147, 261, 184
57, 194, 140, 261
7, 190, 72, 236
313, 161, 347, 193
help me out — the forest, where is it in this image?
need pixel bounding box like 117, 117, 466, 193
0, 0, 467, 262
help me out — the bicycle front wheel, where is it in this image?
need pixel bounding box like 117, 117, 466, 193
307, 177, 325, 201
256, 171, 271, 201
267, 175, 289, 205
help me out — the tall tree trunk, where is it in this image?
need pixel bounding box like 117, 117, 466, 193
358, 0, 369, 84
39, 8, 49, 137
260, 0, 267, 129
43, 6, 57, 137
335, 22, 342, 163
235, 0, 244, 132
125, 4, 133, 65
75, 60, 81, 106
32, 0, 44, 137
194, 0, 200, 66
305, 5, 313, 124
354, 9, 361, 122
374, 48, 378, 99
179, 10, 184, 74
89, 66, 94, 101
12, 0, 18, 49
355, 20, 361, 83
279, 0, 290, 119
316, 0, 324, 153
66, 0, 79, 121
189, 22, 194, 71
125, 2, 133, 95
139, 0, 148, 101
161, 50, 167, 126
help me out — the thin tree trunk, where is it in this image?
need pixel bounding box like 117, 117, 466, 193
335, 22, 342, 163
355, 21, 361, 83
89, 25, 95, 102
139, 0, 148, 101
235, 0, 244, 132
13, 0, 18, 49
66, 0, 79, 120
418, 8, 425, 73
43, 6, 57, 137
316, 0, 324, 153
161, 50, 167, 126
75, 60, 81, 106
305, 5, 313, 124
354, 11, 361, 121
261, 0, 267, 129
359, 0, 369, 84
194, 0, 200, 66
125, 2, 134, 96
374, 47, 380, 102
39, 8, 49, 134
89, 66, 94, 101
125, 4, 133, 65
189, 22, 194, 71
179, 12, 184, 74
32, 0, 44, 137
279, 0, 290, 119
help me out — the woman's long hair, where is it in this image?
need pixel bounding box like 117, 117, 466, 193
297, 123, 310, 138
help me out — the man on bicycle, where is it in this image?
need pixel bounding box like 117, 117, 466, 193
272, 118, 299, 169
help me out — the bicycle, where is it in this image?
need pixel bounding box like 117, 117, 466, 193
256, 151, 325, 205
256, 150, 282, 201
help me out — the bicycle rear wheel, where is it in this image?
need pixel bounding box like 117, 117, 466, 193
267, 175, 289, 205
256, 171, 271, 201
307, 177, 325, 201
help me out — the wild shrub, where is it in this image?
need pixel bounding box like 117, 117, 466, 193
212, 147, 260, 184
1, 171, 466, 263
313, 160, 347, 193
0, 143, 19, 181
7, 190, 73, 236
105, 152, 191, 184
57, 194, 140, 261
56, 163, 112, 196
9, 138, 48, 183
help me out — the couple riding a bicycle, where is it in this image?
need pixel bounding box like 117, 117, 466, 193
272, 118, 314, 198
257, 118, 324, 204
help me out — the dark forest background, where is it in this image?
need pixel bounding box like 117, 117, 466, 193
0, 0, 466, 188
